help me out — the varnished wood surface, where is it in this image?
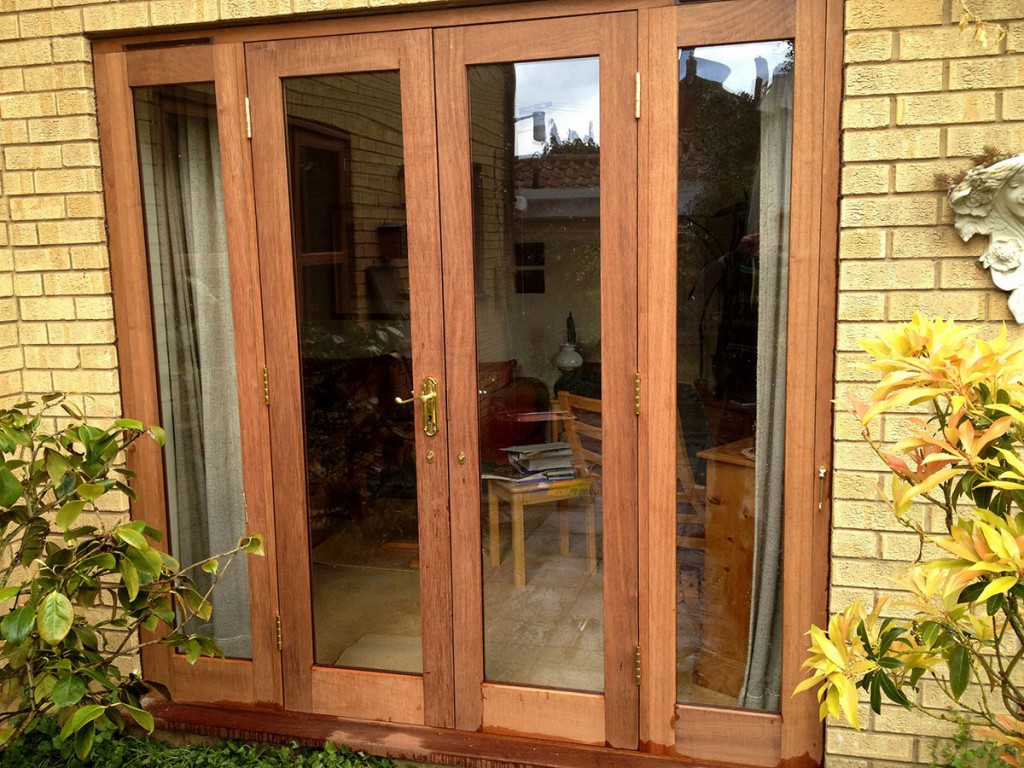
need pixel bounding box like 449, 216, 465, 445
481, 685, 605, 746
149, 699, 731, 768
637, 6, 679, 754
675, 0, 795, 47
212, 40, 283, 708
310, 668, 425, 725
125, 46, 214, 86
675, 705, 781, 768
433, 23, 484, 732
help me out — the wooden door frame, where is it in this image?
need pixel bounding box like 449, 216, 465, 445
245, 29, 454, 728
93, 1, 840, 764
94, 41, 282, 706
638, 0, 839, 765
435, 12, 639, 750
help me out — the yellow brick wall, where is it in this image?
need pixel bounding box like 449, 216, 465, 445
1, 0, 1022, 764
832, 1, 1024, 765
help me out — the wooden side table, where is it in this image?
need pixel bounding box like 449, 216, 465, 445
693, 437, 756, 698
487, 478, 594, 588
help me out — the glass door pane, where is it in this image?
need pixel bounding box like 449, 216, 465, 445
471, 57, 604, 692
134, 82, 253, 658
282, 72, 423, 674
674, 40, 793, 711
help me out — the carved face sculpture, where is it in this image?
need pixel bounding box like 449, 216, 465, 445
949, 154, 1024, 323
997, 172, 1024, 222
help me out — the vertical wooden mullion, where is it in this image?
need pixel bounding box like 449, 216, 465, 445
637, 5, 678, 755
433, 25, 486, 733
212, 40, 283, 707
398, 28, 456, 730
246, 42, 316, 713
599, 13, 640, 751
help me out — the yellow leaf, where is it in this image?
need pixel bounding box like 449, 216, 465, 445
977, 575, 1019, 603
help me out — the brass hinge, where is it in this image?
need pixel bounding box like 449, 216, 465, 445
634, 644, 641, 685
262, 367, 270, 405
245, 97, 252, 139
634, 372, 641, 415
634, 72, 641, 119
275, 615, 282, 652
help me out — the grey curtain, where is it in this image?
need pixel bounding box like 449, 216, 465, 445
739, 70, 792, 711
138, 86, 252, 658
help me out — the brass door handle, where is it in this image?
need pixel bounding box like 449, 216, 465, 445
395, 377, 439, 437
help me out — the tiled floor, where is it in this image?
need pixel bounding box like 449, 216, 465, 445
309, 497, 733, 707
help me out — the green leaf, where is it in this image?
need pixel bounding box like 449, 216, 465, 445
240, 533, 265, 556
148, 426, 166, 446
949, 646, 970, 700
114, 419, 144, 431
180, 588, 212, 621
123, 704, 154, 733
869, 673, 881, 714
201, 559, 219, 575
73, 720, 96, 761
77, 483, 105, 502
44, 449, 69, 483
37, 591, 74, 645
877, 671, 911, 707
59, 704, 107, 742
1, 606, 35, 643
0, 586, 19, 603
114, 524, 148, 550
0, 467, 21, 508
55, 500, 87, 532
52, 675, 87, 707
120, 557, 139, 602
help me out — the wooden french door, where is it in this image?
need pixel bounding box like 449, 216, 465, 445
248, 30, 454, 726
247, 13, 639, 746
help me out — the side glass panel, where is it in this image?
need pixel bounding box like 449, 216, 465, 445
134, 84, 253, 658
674, 41, 793, 710
283, 73, 423, 674
470, 58, 604, 692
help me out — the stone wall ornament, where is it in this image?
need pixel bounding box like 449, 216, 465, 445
948, 152, 1024, 323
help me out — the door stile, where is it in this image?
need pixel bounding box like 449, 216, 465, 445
246, 42, 314, 712
596, 14, 640, 752
211, 41, 284, 708
636, 6, 677, 755
432, 24, 486, 734
398, 29, 457, 730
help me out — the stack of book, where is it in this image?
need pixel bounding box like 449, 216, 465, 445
480, 442, 577, 484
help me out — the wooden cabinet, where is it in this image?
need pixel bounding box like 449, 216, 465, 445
694, 437, 756, 698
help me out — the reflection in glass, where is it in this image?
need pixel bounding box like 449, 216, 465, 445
284, 73, 422, 673
674, 41, 793, 710
134, 84, 252, 657
471, 58, 604, 692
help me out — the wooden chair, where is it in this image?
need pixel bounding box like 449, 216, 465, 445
485, 391, 600, 588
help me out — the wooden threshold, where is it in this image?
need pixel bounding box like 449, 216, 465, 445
147, 700, 734, 768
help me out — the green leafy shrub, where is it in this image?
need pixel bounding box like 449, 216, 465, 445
0, 394, 264, 758
0, 716, 399, 768
931, 723, 1005, 768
